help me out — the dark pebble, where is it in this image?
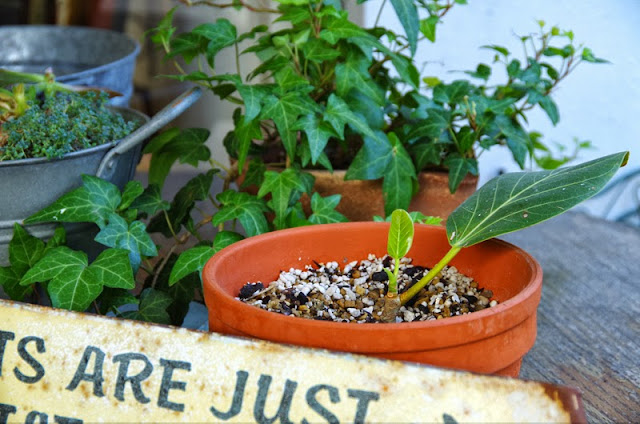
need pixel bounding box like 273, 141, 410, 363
382, 255, 392, 268
462, 294, 477, 303
404, 266, 425, 277
239, 282, 264, 299
280, 303, 292, 315
372, 271, 388, 281
296, 292, 308, 304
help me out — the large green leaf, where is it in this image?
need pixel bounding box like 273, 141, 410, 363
308, 193, 347, 225
301, 38, 341, 63
447, 152, 629, 247
20, 247, 102, 311
122, 288, 173, 324
0, 266, 31, 300
25, 176, 121, 228
295, 114, 335, 164
444, 155, 478, 193
258, 169, 309, 229
323, 94, 377, 140
87, 248, 135, 290
130, 184, 170, 217
213, 190, 269, 237
169, 246, 216, 286
261, 93, 317, 160
237, 84, 270, 121
192, 19, 237, 68
119, 181, 144, 211
335, 51, 385, 105
345, 131, 393, 180
387, 209, 414, 259
390, 0, 419, 55
8, 224, 45, 276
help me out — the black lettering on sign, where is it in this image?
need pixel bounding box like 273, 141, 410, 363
442, 413, 459, 424
53, 416, 83, 424
113, 353, 153, 404
66, 346, 106, 397
25, 411, 48, 424
209, 370, 248, 420
0, 331, 15, 377
347, 389, 380, 424
157, 359, 191, 412
254, 375, 297, 424
0, 403, 17, 424
302, 384, 340, 424
14, 336, 46, 384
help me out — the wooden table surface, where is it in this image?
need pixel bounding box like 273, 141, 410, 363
502, 212, 639, 423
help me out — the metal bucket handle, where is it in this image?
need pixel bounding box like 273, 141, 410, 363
96, 86, 202, 180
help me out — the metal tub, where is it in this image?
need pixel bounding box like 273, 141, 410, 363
0, 25, 139, 106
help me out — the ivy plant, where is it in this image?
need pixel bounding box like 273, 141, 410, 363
148, 0, 607, 217
380, 151, 629, 320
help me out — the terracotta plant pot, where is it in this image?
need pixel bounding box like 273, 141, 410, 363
203, 223, 542, 377
306, 170, 478, 221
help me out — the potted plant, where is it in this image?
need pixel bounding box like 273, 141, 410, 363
201, 152, 629, 376
147, 0, 606, 222
0, 69, 201, 266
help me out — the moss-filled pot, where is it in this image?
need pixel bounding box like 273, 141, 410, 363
203, 223, 542, 377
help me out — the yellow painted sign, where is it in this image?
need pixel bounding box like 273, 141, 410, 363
0, 300, 583, 423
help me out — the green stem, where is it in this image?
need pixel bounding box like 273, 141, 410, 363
399, 245, 462, 305
374, 0, 387, 27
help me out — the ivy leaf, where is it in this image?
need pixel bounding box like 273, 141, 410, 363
146, 128, 211, 187
481, 44, 510, 57
262, 93, 317, 160
213, 190, 269, 237
99, 287, 139, 314
335, 51, 385, 105
411, 141, 442, 170
122, 288, 173, 324
148, 171, 216, 237
495, 115, 530, 169
192, 19, 237, 68
382, 134, 416, 215
235, 115, 263, 172
89, 248, 135, 290
237, 84, 270, 121
445, 155, 478, 193
581, 47, 609, 64
26, 176, 121, 229
323, 94, 377, 140
146, 6, 176, 47
319, 16, 370, 44
169, 246, 216, 286
20, 247, 101, 312
447, 152, 629, 247
309, 193, 347, 224
95, 215, 157, 273
213, 231, 245, 252
44, 226, 67, 254
8, 224, 45, 276
346, 131, 393, 181
242, 159, 267, 188
130, 184, 170, 217
465, 63, 492, 81
258, 169, 309, 229
407, 108, 450, 140
274, 66, 311, 92
119, 181, 144, 211
295, 114, 335, 164
0, 266, 31, 301
538, 96, 559, 125
390, 0, 419, 55
419, 16, 439, 42
168, 33, 206, 64
301, 38, 341, 63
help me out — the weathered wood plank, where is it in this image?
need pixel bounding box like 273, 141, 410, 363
504, 212, 640, 423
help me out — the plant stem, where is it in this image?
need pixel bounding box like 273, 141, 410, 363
374, 0, 387, 27
399, 245, 462, 305
180, 0, 278, 13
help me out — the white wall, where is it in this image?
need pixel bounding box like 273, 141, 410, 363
365, 0, 640, 219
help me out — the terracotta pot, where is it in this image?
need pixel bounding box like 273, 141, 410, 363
203, 223, 542, 377
306, 170, 478, 221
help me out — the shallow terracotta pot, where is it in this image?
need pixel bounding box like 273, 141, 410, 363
306, 170, 478, 221
203, 223, 542, 377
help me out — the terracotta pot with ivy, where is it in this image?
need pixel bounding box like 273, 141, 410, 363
148, 0, 606, 223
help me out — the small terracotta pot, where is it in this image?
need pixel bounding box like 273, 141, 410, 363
203, 223, 542, 377
306, 170, 478, 221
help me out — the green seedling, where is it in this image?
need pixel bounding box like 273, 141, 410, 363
381, 151, 630, 321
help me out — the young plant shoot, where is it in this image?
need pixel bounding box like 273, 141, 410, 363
381, 151, 629, 321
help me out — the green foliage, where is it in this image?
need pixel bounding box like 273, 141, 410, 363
147, 0, 606, 218
0, 89, 137, 161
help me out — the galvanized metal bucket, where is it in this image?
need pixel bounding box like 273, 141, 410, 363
0, 25, 139, 106
0, 87, 202, 266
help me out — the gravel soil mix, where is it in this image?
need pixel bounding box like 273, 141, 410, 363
238, 254, 498, 323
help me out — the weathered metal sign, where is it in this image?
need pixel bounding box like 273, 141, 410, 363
0, 300, 584, 423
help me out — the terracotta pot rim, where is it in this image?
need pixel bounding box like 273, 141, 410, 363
203, 222, 542, 332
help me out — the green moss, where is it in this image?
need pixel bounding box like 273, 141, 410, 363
0, 91, 138, 161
